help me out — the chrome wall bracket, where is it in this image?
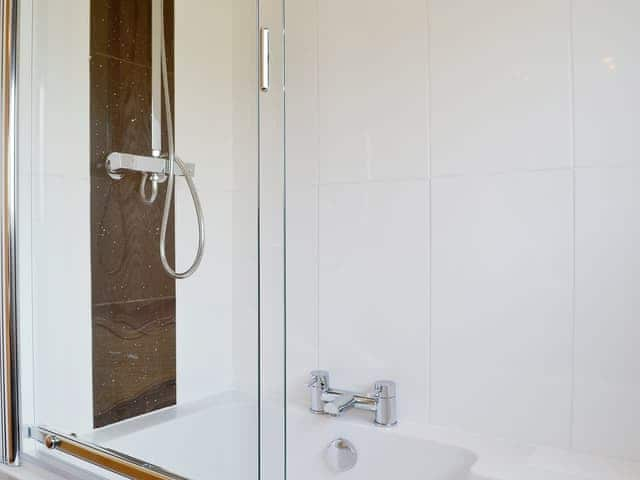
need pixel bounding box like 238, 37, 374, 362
106, 152, 195, 181
106, 152, 196, 205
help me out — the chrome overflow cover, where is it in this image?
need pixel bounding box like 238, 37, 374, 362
325, 438, 357, 473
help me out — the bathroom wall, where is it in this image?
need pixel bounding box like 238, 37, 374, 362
286, 0, 640, 461
175, 0, 261, 405
174, 0, 246, 404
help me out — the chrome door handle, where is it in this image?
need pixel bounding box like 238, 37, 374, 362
260, 27, 270, 92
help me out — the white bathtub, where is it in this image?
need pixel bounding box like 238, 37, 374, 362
287, 405, 478, 480
286, 403, 640, 480
85, 394, 477, 480
86, 392, 258, 480
79, 395, 640, 480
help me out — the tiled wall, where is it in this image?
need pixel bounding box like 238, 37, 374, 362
174, 0, 237, 404
90, 0, 176, 428
286, 0, 640, 459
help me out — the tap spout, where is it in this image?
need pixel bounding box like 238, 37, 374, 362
324, 394, 356, 416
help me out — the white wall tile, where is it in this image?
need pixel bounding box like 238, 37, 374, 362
285, 183, 320, 405
175, 188, 234, 402
318, 181, 428, 424
285, 0, 321, 406
231, 0, 260, 399
286, 0, 640, 462
430, 171, 573, 446
27, 0, 93, 434
32, 174, 93, 433
318, 0, 429, 183
573, 0, 640, 168
31, 0, 90, 179
175, 0, 235, 403
430, 0, 572, 176
573, 167, 640, 460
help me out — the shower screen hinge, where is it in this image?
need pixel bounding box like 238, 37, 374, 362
260, 27, 270, 92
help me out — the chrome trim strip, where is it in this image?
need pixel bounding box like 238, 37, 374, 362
0, 0, 19, 467
29, 427, 189, 480
0, 0, 20, 467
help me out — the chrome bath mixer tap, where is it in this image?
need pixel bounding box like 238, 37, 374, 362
308, 370, 398, 427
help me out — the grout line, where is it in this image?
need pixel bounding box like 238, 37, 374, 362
311, 166, 579, 188
314, 0, 321, 369
92, 51, 151, 70
93, 295, 176, 308
315, 182, 321, 369
316, 177, 429, 187
29, 0, 39, 429
573, 163, 636, 171
568, 0, 578, 450
425, 0, 433, 424
427, 165, 574, 181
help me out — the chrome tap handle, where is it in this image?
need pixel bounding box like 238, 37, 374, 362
309, 370, 330, 413
308, 370, 329, 388
374, 380, 398, 427
373, 380, 396, 399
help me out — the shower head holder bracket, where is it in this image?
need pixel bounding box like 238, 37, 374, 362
106, 151, 195, 181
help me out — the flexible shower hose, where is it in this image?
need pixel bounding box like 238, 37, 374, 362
159, 26, 205, 279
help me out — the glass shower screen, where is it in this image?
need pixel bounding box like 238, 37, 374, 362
10, 0, 283, 478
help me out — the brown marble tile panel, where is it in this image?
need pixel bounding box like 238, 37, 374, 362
91, 0, 176, 428
92, 297, 176, 428
91, 0, 175, 70
91, 0, 152, 66
164, 0, 175, 73
94, 379, 177, 428
90, 54, 176, 305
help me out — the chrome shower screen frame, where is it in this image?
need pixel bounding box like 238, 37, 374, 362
0, 0, 20, 467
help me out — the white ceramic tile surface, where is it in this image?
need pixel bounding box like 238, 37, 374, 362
430, 171, 573, 446
27, 0, 93, 434
285, 0, 640, 469
32, 174, 93, 433
284, 0, 321, 405
318, 0, 429, 183
175, 0, 235, 402
573, 167, 640, 460
318, 180, 429, 424
285, 184, 320, 402
31, 0, 90, 178
573, 0, 640, 167
430, 0, 572, 176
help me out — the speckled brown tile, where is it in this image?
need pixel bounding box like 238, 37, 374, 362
91, 0, 175, 70
92, 0, 151, 66
91, 0, 176, 428
91, 55, 176, 304
92, 298, 176, 428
